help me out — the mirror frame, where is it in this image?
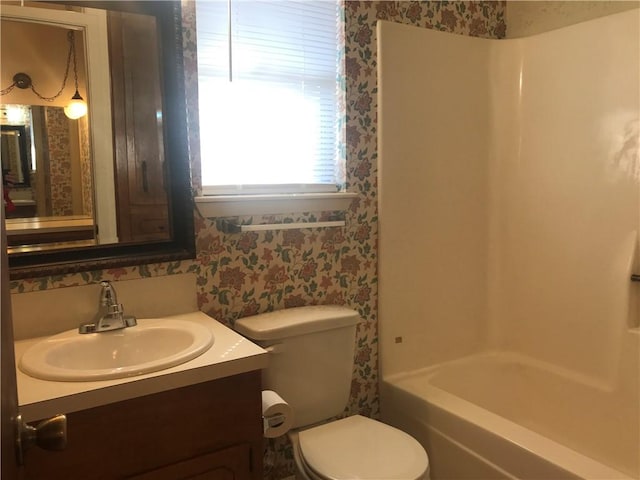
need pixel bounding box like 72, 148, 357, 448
8, 1, 195, 280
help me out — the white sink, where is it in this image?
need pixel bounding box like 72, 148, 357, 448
19, 318, 214, 382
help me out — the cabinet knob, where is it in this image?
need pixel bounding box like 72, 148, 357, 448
16, 413, 67, 464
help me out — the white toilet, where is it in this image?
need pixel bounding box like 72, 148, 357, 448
235, 305, 430, 480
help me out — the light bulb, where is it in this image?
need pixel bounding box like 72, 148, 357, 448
64, 91, 87, 119
5, 106, 25, 124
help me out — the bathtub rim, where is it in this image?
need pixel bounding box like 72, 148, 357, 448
381, 351, 635, 480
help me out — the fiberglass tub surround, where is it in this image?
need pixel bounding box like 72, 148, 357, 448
378, 9, 639, 480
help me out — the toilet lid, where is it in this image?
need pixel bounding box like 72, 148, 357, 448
298, 415, 428, 480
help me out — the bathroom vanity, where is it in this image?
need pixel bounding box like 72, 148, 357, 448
22, 373, 262, 479
14, 312, 268, 480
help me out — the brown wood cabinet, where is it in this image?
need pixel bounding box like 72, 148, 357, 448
7, 229, 95, 247
5, 203, 36, 219
108, 10, 170, 243
129, 444, 252, 480
21, 372, 263, 480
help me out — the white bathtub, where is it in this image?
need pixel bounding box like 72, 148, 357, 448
380, 352, 639, 480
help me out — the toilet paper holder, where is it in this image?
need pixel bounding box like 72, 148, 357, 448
261, 390, 293, 438
263, 413, 286, 431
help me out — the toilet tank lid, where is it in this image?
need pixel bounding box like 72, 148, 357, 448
234, 306, 360, 341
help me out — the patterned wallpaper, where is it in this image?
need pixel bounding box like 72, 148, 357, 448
43, 108, 91, 216
45, 107, 73, 216
78, 114, 93, 216
10, 2, 505, 478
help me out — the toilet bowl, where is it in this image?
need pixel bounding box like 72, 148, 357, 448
290, 415, 429, 480
234, 306, 430, 480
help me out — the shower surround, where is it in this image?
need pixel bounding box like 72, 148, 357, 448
378, 9, 639, 479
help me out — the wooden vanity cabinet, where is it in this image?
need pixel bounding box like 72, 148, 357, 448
22, 371, 263, 480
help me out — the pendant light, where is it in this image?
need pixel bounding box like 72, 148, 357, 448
1, 30, 87, 120
63, 30, 87, 119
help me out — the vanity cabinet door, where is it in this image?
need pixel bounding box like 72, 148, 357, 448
21, 371, 263, 480
128, 443, 252, 480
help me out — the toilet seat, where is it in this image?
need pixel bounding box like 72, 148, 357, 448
296, 415, 428, 480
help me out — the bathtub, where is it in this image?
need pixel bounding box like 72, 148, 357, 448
380, 352, 639, 480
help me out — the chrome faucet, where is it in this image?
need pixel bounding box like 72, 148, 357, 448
79, 281, 137, 334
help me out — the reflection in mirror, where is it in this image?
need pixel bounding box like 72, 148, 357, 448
1, 124, 30, 187
1, 4, 115, 248
2, 1, 194, 279
2, 2, 170, 248
2, 104, 94, 218
2, 101, 98, 247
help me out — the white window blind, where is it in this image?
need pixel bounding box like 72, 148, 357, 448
196, 0, 342, 195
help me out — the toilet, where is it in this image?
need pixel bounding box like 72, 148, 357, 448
235, 305, 430, 480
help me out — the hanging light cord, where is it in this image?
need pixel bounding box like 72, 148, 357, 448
70, 30, 80, 96
0, 81, 18, 96
1, 30, 76, 101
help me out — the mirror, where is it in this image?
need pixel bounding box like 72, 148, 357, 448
1, 125, 30, 187
2, 1, 194, 279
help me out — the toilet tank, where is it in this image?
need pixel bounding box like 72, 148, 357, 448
234, 306, 359, 428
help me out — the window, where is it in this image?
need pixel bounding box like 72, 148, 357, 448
196, 0, 343, 195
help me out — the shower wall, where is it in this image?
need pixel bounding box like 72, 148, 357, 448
378, 9, 639, 380
377, 23, 495, 376
489, 10, 639, 381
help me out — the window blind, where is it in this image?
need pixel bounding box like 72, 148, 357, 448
196, 0, 341, 194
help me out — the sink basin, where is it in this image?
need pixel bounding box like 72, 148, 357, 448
19, 318, 214, 382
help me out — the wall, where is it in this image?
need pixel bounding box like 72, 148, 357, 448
0, 20, 87, 107
44, 107, 74, 216
378, 8, 639, 385
490, 9, 639, 381
9, 2, 505, 478
78, 115, 93, 216
506, 0, 639, 37
377, 22, 494, 376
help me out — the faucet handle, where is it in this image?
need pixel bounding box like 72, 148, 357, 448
78, 322, 97, 334
124, 315, 137, 327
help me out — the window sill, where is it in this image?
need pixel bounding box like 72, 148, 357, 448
194, 192, 357, 217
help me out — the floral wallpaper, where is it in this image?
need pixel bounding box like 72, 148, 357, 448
9, 2, 505, 478
78, 114, 93, 216
45, 107, 73, 216
41, 108, 91, 216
